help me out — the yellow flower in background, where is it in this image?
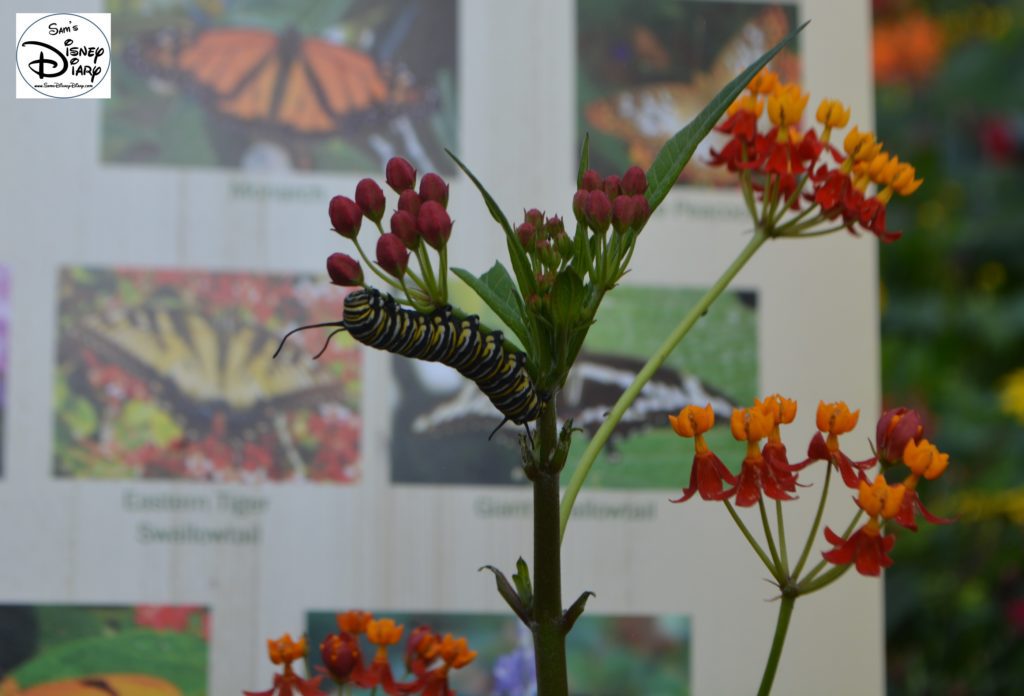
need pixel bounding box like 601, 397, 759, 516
1000, 368, 1024, 423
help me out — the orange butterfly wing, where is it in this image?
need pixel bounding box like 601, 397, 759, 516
141, 28, 398, 136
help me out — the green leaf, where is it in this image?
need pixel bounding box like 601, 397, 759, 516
577, 132, 591, 188
561, 590, 596, 635
645, 20, 808, 212
453, 264, 531, 349
512, 557, 534, 610
480, 565, 531, 625
446, 149, 537, 298
550, 269, 585, 328
572, 221, 592, 278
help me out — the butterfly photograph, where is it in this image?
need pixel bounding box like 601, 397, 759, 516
578, 0, 800, 187
53, 267, 362, 484
390, 285, 757, 487
102, 0, 456, 173
0, 603, 207, 696
0, 266, 8, 478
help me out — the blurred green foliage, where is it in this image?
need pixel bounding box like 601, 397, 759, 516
876, 1, 1024, 693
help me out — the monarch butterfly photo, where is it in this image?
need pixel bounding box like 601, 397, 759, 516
390, 285, 758, 486
53, 267, 362, 484
0, 604, 207, 696
578, 0, 799, 186
103, 0, 456, 173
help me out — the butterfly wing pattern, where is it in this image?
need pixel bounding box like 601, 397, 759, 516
583, 5, 797, 186
409, 351, 737, 449
54, 271, 361, 483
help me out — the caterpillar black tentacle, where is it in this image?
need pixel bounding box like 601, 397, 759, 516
278, 288, 545, 425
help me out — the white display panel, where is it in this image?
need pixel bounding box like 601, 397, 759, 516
1, 1, 878, 693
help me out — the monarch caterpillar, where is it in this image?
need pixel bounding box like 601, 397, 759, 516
280, 288, 544, 426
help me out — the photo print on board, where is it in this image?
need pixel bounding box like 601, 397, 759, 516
53, 267, 361, 483
0, 604, 208, 695
308, 610, 691, 695
578, 0, 799, 186
0, 266, 7, 477
391, 285, 757, 487
102, 0, 457, 174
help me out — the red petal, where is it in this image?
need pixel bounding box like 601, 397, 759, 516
916, 495, 956, 525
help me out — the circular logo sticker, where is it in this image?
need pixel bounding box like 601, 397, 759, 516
16, 13, 111, 99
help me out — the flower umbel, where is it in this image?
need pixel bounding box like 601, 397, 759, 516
708, 69, 923, 241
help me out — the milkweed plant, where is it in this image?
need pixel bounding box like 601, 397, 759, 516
250, 23, 952, 696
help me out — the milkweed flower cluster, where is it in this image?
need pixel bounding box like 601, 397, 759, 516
327, 157, 455, 311
670, 398, 952, 579
709, 68, 923, 241
320, 611, 476, 695
245, 613, 476, 696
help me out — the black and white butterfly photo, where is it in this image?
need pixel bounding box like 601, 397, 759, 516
390, 286, 758, 487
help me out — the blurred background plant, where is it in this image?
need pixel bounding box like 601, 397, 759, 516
873, 0, 1024, 692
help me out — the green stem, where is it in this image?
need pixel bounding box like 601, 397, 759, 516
799, 563, 852, 595
532, 405, 569, 696
559, 229, 768, 540
800, 510, 864, 584
775, 500, 789, 572
416, 244, 438, 297
352, 239, 405, 292
791, 463, 832, 578
757, 594, 796, 696
724, 500, 781, 581
770, 172, 810, 226
759, 497, 782, 572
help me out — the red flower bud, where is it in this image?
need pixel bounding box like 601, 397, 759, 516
572, 190, 589, 223
322, 632, 361, 682
326, 253, 363, 286
876, 408, 924, 465
544, 213, 569, 237
397, 189, 422, 217
621, 166, 648, 195
581, 169, 601, 191
329, 195, 363, 239
545, 215, 565, 239
631, 195, 651, 226
612, 195, 637, 233
603, 175, 621, 199
417, 201, 453, 249
524, 208, 545, 228
376, 234, 410, 277
355, 178, 386, 223
385, 156, 417, 193
419, 173, 449, 207
390, 210, 420, 249
517, 222, 536, 249
585, 190, 612, 233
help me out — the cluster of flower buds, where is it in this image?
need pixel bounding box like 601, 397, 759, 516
318, 610, 477, 695
572, 166, 652, 237
326, 157, 454, 310
560, 165, 652, 290
669, 397, 952, 577
516, 208, 571, 294
709, 68, 923, 241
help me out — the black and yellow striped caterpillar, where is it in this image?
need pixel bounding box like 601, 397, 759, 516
278, 288, 544, 425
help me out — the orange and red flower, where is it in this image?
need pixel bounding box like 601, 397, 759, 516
244, 634, 326, 696
668, 405, 737, 502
